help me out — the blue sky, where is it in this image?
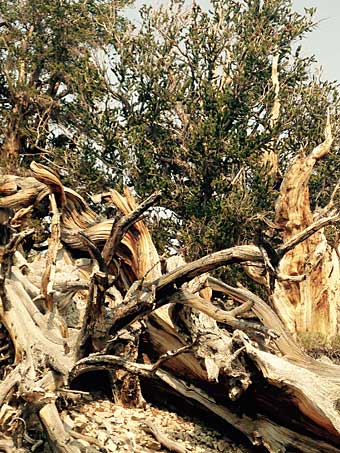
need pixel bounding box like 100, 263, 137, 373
125, 0, 340, 83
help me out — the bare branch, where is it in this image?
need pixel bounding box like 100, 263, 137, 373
102, 191, 161, 266
109, 246, 264, 334
154, 245, 263, 296
310, 110, 333, 160
41, 194, 61, 312
270, 54, 280, 128
78, 231, 107, 273
150, 341, 197, 374
167, 289, 271, 336
278, 210, 340, 258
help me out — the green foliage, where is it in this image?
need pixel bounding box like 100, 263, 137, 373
0, 0, 128, 180
298, 332, 340, 364
98, 0, 339, 258
0, 0, 339, 264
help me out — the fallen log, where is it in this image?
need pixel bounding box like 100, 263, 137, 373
0, 163, 339, 452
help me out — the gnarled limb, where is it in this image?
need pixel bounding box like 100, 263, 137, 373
272, 114, 339, 336
278, 209, 340, 258
102, 190, 161, 268
1, 163, 340, 453
110, 245, 264, 334
71, 345, 340, 452
165, 288, 271, 337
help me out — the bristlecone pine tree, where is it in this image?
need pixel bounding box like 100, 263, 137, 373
0, 1, 340, 452
97, 0, 340, 258
95, 0, 340, 341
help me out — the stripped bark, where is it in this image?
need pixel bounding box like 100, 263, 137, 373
273, 114, 339, 337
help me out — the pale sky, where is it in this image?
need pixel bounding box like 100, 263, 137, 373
292, 0, 340, 82
126, 0, 340, 83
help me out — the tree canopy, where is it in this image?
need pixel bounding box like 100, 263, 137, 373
0, 0, 125, 177
0, 0, 339, 259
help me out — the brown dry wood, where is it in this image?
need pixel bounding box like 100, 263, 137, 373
72, 352, 340, 453
273, 115, 339, 336
0, 229, 34, 311
75, 234, 109, 359
0, 247, 82, 452
30, 162, 66, 208
41, 193, 61, 312
110, 245, 264, 334
39, 403, 81, 453
155, 245, 263, 294
75, 269, 104, 360
78, 231, 108, 273
75, 191, 161, 364
278, 209, 340, 258
206, 277, 307, 361
0, 436, 25, 453
0, 176, 47, 210
207, 277, 340, 381
166, 288, 271, 336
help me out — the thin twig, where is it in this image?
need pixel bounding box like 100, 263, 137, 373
142, 420, 187, 453
151, 341, 197, 374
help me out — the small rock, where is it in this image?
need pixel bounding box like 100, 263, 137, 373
102, 419, 115, 431
95, 410, 113, 417
73, 413, 88, 425
174, 431, 185, 441
62, 414, 75, 430
105, 438, 118, 452
216, 440, 226, 451
97, 430, 108, 444
93, 414, 105, 424
75, 439, 90, 448
142, 439, 162, 451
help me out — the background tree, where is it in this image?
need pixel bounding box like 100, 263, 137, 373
96, 0, 339, 261
1, 0, 338, 255
0, 0, 127, 183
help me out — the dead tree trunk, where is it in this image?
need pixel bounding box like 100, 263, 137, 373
273, 115, 339, 338
0, 162, 339, 453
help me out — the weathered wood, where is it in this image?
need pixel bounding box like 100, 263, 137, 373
273, 114, 339, 337
39, 403, 81, 453
1, 163, 340, 453
71, 350, 340, 452
102, 190, 161, 267
41, 193, 61, 312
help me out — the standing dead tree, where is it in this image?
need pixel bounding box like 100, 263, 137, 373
0, 159, 339, 453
